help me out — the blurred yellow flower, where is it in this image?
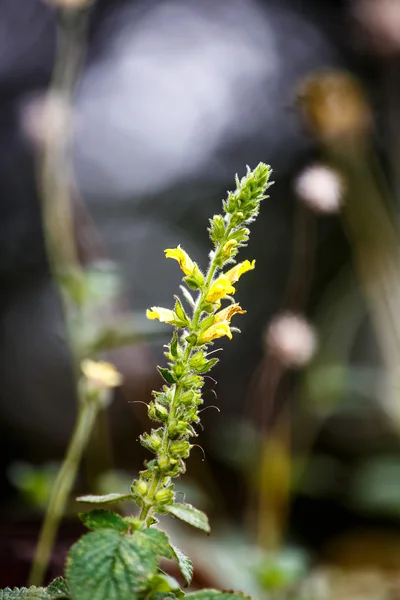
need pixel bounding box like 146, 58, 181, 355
206, 277, 236, 303
146, 307, 176, 323
165, 246, 195, 276
224, 259, 255, 284
81, 360, 123, 389
200, 322, 232, 343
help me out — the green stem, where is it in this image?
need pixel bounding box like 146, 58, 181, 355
28, 397, 99, 587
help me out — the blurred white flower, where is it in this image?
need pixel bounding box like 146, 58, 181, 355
294, 164, 343, 214
20, 92, 71, 148
353, 0, 400, 56
265, 313, 317, 368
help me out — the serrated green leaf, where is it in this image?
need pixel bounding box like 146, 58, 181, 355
170, 544, 193, 587
66, 530, 157, 600
46, 577, 71, 599
76, 493, 133, 504
158, 367, 176, 384
0, 588, 47, 600
185, 591, 251, 600
134, 528, 173, 559
165, 503, 210, 533
79, 509, 128, 533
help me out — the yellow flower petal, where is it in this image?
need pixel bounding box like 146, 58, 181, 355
81, 359, 123, 389
200, 322, 232, 343
214, 303, 246, 324
205, 276, 236, 303
224, 259, 255, 284
164, 246, 195, 276
146, 307, 176, 323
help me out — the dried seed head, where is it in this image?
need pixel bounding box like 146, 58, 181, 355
265, 313, 317, 368
298, 71, 372, 142
294, 164, 344, 214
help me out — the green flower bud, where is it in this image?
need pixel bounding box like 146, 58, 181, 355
169, 440, 191, 459
173, 363, 185, 379
148, 402, 169, 422
155, 488, 175, 505
181, 373, 203, 390
140, 431, 163, 453
208, 214, 226, 244
157, 456, 169, 471
184, 333, 198, 346
184, 264, 204, 290
131, 479, 148, 497
230, 211, 245, 227
168, 420, 196, 440
179, 391, 197, 406
189, 350, 207, 369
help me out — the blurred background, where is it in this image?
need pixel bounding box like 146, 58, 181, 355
3, 0, 400, 597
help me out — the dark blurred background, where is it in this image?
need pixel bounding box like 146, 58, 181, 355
3, 0, 400, 597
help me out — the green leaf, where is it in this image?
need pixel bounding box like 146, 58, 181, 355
46, 578, 71, 599
165, 503, 210, 533
158, 367, 176, 384
174, 297, 189, 324
79, 509, 128, 533
185, 591, 251, 600
183, 276, 201, 290
196, 358, 219, 373
134, 528, 174, 559
170, 544, 193, 587
170, 331, 179, 358
66, 530, 157, 600
199, 315, 214, 332
0, 588, 47, 599
76, 493, 133, 504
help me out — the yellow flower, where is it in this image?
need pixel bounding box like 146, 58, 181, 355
200, 322, 232, 343
81, 359, 123, 389
205, 276, 236, 303
224, 259, 255, 284
222, 240, 237, 255
214, 303, 246, 324
146, 307, 176, 323
165, 246, 195, 276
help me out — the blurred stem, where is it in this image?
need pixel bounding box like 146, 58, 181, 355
40, 9, 88, 282
31, 6, 94, 587
325, 140, 400, 425
383, 61, 400, 209
28, 396, 100, 587
283, 201, 316, 313
257, 410, 291, 550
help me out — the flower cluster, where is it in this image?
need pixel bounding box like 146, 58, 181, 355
131, 163, 273, 525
